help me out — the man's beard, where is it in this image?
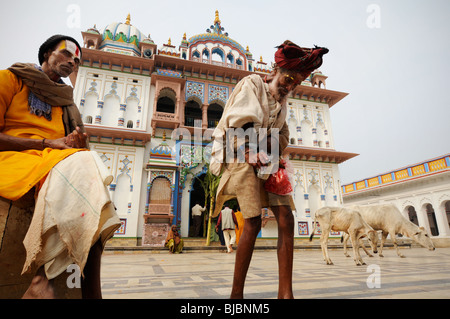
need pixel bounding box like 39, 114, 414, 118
274, 88, 289, 103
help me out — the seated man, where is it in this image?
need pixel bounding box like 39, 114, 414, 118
165, 225, 184, 254
0, 34, 121, 298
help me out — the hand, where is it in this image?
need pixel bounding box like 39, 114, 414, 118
245, 150, 270, 169
64, 126, 88, 149
43, 127, 88, 150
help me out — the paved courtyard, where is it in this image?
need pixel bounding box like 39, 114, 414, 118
101, 247, 450, 299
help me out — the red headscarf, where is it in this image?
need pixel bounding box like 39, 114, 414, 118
274, 40, 329, 77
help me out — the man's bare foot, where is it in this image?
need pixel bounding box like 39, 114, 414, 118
22, 267, 55, 299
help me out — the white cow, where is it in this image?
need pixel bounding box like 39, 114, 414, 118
309, 206, 378, 266
343, 204, 435, 258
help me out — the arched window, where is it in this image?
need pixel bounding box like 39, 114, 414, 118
211, 47, 224, 63
127, 120, 134, 128
445, 201, 450, 230
426, 204, 439, 236
156, 96, 175, 113
156, 88, 177, 114
85, 115, 93, 124
202, 48, 210, 62
227, 53, 234, 64
184, 99, 202, 127
148, 177, 172, 217
407, 206, 419, 226
207, 103, 223, 128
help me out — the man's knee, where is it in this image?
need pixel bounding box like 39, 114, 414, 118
244, 215, 261, 235
275, 206, 294, 232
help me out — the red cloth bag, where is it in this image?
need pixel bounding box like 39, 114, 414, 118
264, 167, 293, 195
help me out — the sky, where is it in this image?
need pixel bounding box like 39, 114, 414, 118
1, 0, 449, 184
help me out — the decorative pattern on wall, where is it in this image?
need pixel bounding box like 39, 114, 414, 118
208, 84, 228, 104
149, 170, 174, 186
85, 80, 98, 97
99, 152, 114, 171
186, 81, 205, 103
178, 143, 212, 187
115, 218, 127, 235
298, 221, 309, 235
157, 68, 182, 78
117, 154, 134, 183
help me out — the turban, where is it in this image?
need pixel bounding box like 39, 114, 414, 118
38, 34, 82, 65
274, 40, 329, 77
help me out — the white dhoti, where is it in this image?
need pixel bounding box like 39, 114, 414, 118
21, 151, 121, 279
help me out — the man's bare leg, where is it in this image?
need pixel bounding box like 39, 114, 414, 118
271, 205, 294, 299
230, 215, 261, 299
81, 239, 103, 299
22, 267, 55, 299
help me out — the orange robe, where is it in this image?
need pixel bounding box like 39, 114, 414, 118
0, 70, 80, 201
234, 210, 245, 245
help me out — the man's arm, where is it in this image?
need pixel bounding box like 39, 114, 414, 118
0, 126, 88, 151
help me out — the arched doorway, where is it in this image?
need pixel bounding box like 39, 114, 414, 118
207, 103, 223, 128
425, 203, 439, 236
446, 201, 450, 231
184, 99, 202, 127
407, 206, 419, 226
189, 173, 206, 237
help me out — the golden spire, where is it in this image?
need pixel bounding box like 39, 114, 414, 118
183, 33, 187, 40
214, 10, 220, 24
168, 38, 172, 46
125, 13, 131, 25
246, 46, 249, 51
162, 130, 166, 141
260, 56, 263, 62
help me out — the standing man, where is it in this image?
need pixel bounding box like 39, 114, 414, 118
191, 203, 206, 237
0, 35, 121, 298
210, 40, 328, 298
216, 205, 239, 253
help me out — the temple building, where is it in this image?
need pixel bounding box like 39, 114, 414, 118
71, 11, 357, 246
342, 154, 450, 246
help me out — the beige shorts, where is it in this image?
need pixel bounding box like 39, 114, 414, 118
215, 162, 295, 220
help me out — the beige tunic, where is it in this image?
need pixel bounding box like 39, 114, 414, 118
211, 74, 294, 219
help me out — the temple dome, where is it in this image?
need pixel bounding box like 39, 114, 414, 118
187, 10, 252, 71
99, 14, 146, 56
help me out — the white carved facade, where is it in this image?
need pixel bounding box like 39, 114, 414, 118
72, 12, 356, 245
342, 154, 450, 245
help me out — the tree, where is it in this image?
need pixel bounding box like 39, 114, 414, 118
191, 163, 222, 246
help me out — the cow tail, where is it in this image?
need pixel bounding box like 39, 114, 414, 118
309, 218, 316, 241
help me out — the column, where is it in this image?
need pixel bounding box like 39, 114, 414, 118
435, 201, 450, 237
202, 104, 208, 129
417, 206, 431, 235
95, 101, 103, 124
